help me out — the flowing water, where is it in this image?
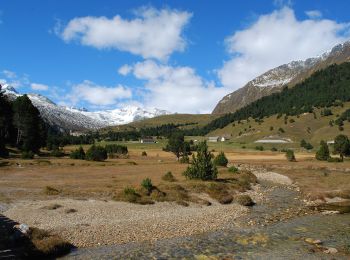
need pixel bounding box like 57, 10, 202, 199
62, 182, 350, 259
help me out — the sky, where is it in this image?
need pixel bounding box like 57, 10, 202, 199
0, 0, 350, 113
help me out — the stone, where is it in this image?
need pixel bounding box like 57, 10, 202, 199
324, 247, 338, 254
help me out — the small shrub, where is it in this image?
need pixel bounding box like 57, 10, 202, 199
183, 141, 217, 180
219, 195, 233, 204
278, 127, 285, 133
141, 178, 153, 193
271, 147, 278, 152
141, 151, 147, 156
70, 146, 85, 160
255, 146, 264, 151
289, 118, 295, 123
228, 166, 239, 173
28, 227, 73, 257
179, 155, 189, 163
85, 145, 107, 161
285, 150, 296, 162
21, 151, 34, 159
44, 186, 60, 195
105, 144, 128, 158
122, 187, 140, 203
50, 148, 65, 157
315, 140, 330, 161
327, 157, 343, 163
236, 195, 255, 206
162, 171, 176, 182
213, 152, 228, 167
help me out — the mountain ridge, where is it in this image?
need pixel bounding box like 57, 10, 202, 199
1, 84, 170, 131
213, 41, 350, 114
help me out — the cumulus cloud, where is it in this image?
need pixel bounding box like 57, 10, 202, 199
123, 60, 228, 113
218, 7, 350, 91
68, 80, 132, 106
118, 64, 132, 76
305, 10, 322, 19
59, 7, 192, 60
31, 83, 49, 91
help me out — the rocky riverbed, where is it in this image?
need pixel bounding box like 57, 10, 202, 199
61, 181, 350, 259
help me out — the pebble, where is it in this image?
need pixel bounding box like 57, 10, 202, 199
324, 247, 338, 254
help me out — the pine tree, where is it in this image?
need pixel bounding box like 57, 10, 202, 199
315, 140, 330, 161
334, 134, 350, 161
183, 141, 217, 180
0, 86, 14, 157
12, 95, 43, 153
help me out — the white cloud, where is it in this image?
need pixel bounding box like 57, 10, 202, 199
68, 80, 132, 106
218, 7, 350, 91
118, 64, 132, 76
2, 70, 16, 79
60, 7, 192, 60
125, 60, 228, 113
31, 83, 49, 91
305, 10, 322, 19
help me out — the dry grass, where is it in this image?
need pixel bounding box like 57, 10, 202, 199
28, 227, 73, 257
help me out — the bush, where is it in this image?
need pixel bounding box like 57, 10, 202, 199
21, 151, 34, 159
285, 150, 296, 162
271, 147, 278, 152
70, 146, 85, 160
122, 187, 140, 203
179, 155, 189, 163
141, 178, 153, 193
213, 152, 228, 167
50, 148, 65, 157
255, 146, 264, 151
44, 186, 60, 195
141, 151, 147, 156
300, 139, 313, 150
183, 141, 217, 180
85, 145, 107, 161
315, 140, 330, 161
228, 166, 239, 173
105, 144, 128, 158
162, 171, 176, 182
236, 195, 255, 206
327, 157, 343, 162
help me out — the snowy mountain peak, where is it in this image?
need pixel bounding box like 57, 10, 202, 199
1, 84, 18, 94
1, 84, 171, 131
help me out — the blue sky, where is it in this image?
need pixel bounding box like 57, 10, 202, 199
1, 0, 350, 113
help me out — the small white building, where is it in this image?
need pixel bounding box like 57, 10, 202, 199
327, 140, 335, 145
140, 138, 155, 144
208, 136, 220, 142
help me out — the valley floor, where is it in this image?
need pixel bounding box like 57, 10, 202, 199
1, 148, 350, 258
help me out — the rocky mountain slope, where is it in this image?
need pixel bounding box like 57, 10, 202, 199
1, 85, 170, 131
213, 41, 350, 114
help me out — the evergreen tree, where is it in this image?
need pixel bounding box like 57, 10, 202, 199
334, 134, 350, 161
165, 132, 190, 160
183, 141, 217, 180
0, 86, 13, 157
12, 95, 44, 153
315, 140, 330, 161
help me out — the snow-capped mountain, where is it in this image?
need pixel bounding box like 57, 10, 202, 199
213, 41, 350, 114
1, 84, 170, 131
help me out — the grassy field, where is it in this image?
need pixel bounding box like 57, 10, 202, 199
102, 113, 219, 132
2, 140, 350, 203
208, 102, 350, 148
